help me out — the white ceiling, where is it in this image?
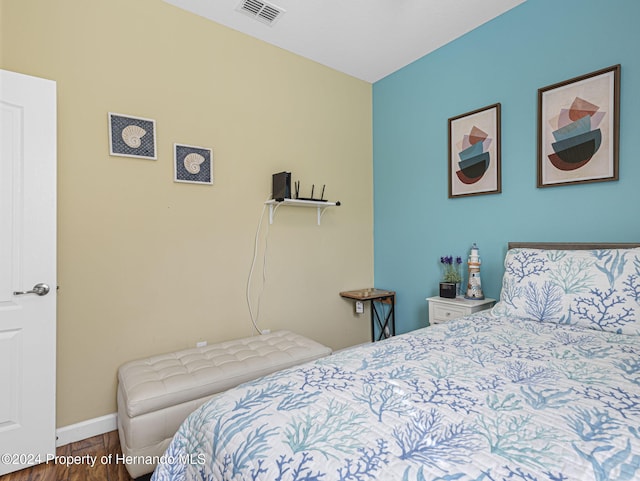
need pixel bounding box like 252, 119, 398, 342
163, 0, 526, 83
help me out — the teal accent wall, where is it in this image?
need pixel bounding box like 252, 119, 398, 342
373, 0, 640, 333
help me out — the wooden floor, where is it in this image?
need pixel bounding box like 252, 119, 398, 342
2, 431, 150, 481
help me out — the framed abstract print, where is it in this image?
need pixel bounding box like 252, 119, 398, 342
537, 65, 620, 187
448, 103, 501, 198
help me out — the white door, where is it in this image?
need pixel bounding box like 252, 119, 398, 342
0, 70, 57, 475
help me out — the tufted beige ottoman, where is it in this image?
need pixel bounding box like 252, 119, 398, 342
117, 330, 332, 478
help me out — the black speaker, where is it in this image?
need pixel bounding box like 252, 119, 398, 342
272, 172, 291, 200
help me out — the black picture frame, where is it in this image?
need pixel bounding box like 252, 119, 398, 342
448, 103, 501, 198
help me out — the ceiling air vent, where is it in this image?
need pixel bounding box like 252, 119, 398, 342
237, 0, 285, 26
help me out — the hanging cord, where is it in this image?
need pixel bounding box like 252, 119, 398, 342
246, 197, 279, 335
254, 203, 276, 332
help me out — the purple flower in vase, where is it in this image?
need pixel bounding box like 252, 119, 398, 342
440, 254, 462, 283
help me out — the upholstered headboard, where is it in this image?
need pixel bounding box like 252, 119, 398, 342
508, 242, 640, 250
498, 241, 640, 335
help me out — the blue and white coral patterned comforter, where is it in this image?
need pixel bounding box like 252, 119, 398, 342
152, 313, 640, 481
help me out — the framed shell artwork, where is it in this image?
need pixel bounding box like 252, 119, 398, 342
174, 143, 213, 185
108, 113, 157, 160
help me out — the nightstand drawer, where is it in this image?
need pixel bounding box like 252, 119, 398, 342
426, 296, 496, 326
431, 304, 466, 324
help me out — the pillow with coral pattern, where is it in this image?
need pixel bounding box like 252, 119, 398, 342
492, 247, 640, 334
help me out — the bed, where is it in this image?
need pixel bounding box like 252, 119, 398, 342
152, 242, 640, 481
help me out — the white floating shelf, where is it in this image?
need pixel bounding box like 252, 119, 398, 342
265, 198, 340, 225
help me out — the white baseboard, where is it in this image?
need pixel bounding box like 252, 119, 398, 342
56, 413, 117, 447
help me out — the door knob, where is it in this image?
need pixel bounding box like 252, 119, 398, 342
13, 283, 50, 296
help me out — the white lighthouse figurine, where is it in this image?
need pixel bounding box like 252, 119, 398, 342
465, 243, 485, 300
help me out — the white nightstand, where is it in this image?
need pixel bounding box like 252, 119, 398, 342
426, 296, 496, 325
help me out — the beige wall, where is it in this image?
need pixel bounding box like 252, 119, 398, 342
1, 0, 373, 427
